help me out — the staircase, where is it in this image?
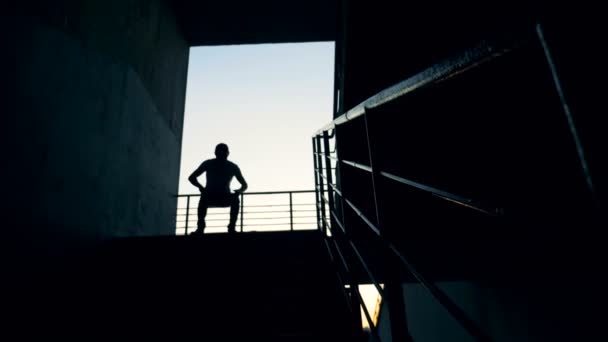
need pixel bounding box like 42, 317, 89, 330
24, 230, 358, 340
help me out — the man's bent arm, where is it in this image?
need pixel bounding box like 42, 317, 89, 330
234, 169, 248, 194
188, 162, 206, 192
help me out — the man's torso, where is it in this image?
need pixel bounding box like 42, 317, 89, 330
204, 159, 239, 194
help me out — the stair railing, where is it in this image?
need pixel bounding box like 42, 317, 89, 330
175, 190, 316, 235
312, 37, 527, 342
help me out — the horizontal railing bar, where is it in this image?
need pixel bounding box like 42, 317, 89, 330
333, 239, 350, 274
175, 190, 315, 197
387, 243, 492, 341
250, 217, 316, 221
323, 217, 334, 232
327, 181, 342, 197
244, 209, 317, 213
177, 203, 316, 209
334, 272, 353, 313
247, 203, 315, 207
355, 287, 379, 335
177, 204, 316, 209
177, 209, 317, 216
316, 40, 519, 135
316, 169, 335, 178
242, 190, 316, 195
343, 198, 381, 236
314, 153, 338, 159
322, 195, 331, 208
380, 171, 500, 215
349, 240, 384, 298
183, 223, 318, 229
242, 223, 317, 227
342, 160, 372, 173
325, 238, 352, 313
330, 210, 346, 233
177, 220, 317, 226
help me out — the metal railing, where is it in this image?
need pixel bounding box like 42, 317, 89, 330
175, 190, 317, 235
312, 37, 523, 341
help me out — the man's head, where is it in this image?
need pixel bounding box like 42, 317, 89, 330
215, 143, 229, 160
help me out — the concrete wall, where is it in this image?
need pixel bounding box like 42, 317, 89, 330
373, 280, 599, 341
8, 0, 189, 261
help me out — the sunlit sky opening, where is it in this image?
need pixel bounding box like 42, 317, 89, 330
178, 42, 335, 194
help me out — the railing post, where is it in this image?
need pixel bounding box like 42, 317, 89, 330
316, 135, 327, 235
289, 192, 294, 231
185, 195, 190, 235
362, 108, 384, 235
313, 137, 321, 232
363, 107, 414, 341
240, 193, 244, 232
323, 130, 336, 235
351, 285, 364, 334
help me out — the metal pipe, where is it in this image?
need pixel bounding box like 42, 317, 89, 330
316, 39, 519, 136
387, 243, 492, 341
240, 193, 244, 232
313, 137, 322, 233
349, 240, 384, 298
380, 171, 501, 215
289, 192, 293, 231
316, 136, 327, 235
185, 195, 190, 235
343, 198, 380, 236
175, 190, 315, 197
341, 160, 372, 173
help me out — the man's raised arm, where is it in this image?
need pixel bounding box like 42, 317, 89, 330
234, 168, 248, 194
188, 162, 207, 193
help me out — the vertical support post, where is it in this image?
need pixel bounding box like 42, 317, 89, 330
363, 107, 414, 341
351, 285, 363, 334
323, 130, 336, 234
240, 193, 244, 232
289, 192, 294, 231
185, 195, 190, 235
386, 283, 413, 342
333, 126, 348, 235
313, 137, 321, 233
363, 108, 383, 233
316, 135, 327, 235
536, 23, 596, 203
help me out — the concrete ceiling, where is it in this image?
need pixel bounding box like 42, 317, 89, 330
170, 0, 338, 46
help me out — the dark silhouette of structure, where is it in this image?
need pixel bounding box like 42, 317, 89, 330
188, 143, 248, 234
7, 1, 605, 340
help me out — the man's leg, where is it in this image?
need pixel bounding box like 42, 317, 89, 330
228, 194, 240, 234
194, 195, 209, 234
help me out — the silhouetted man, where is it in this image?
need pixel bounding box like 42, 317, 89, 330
188, 143, 248, 235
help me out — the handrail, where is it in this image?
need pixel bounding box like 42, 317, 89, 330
356, 287, 379, 335
323, 239, 353, 313
326, 227, 381, 339
337, 157, 502, 216
380, 171, 502, 215
343, 198, 381, 236
175, 190, 316, 234
342, 159, 373, 173
316, 39, 520, 136
310, 38, 523, 340
320, 169, 493, 340
175, 190, 315, 197
387, 243, 491, 341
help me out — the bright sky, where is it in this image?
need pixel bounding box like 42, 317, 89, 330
178, 42, 335, 194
